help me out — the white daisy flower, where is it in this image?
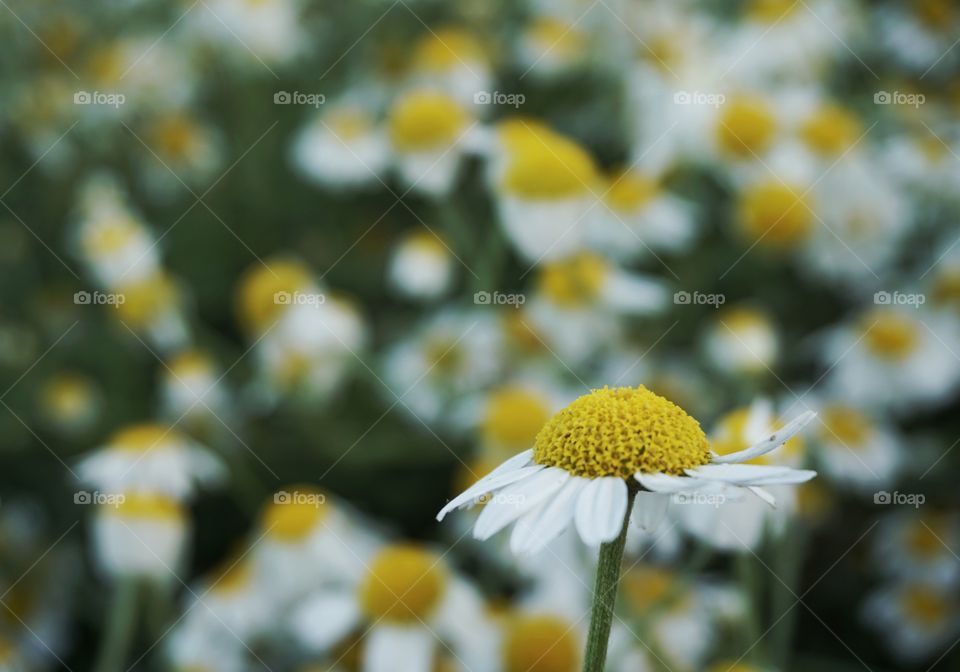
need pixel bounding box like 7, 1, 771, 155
703, 305, 780, 377
863, 580, 960, 664
808, 401, 903, 490
77, 423, 224, 500
387, 90, 474, 197
873, 511, 960, 588
138, 111, 223, 198
160, 349, 229, 427
191, 0, 307, 65
92, 492, 188, 582
386, 230, 454, 301
877, 0, 960, 74
39, 372, 101, 435
289, 543, 498, 672
437, 386, 817, 554
113, 270, 192, 352
516, 16, 590, 79
179, 556, 271, 643
409, 27, 492, 109
291, 105, 390, 189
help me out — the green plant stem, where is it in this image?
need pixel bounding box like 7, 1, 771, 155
582, 487, 637, 672
736, 551, 764, 661
94, 576, 141, 672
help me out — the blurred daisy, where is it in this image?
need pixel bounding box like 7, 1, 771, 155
823, 306, 960, 413
437, 386, 816, 554
873, 511, 960, 587
290, 543, 497, 672
478, 383, 556, 457
809, 401, 902, 490
877, 0, 960, 73
292, 104, 390, 189
496, 131, 600, 263
114, 270, 191, 351
735, 175, 816, 253
160, 349, 229, 426
179, 555, 270, 643
77, 422, 224, 500
39, 372, 101, 435
139, 111, 222, 196
236, 257, 314, 337
388, 90, 473, 196
863, 580, 960, 663
409, 27, 492, 108
497, 612, 582, 672
387, 229, 454, 301
703, 305, 779, 377
192, 0, 306, 65
92, 492, 187, 582
591, 169, 698, 260
517, 16, 589, 78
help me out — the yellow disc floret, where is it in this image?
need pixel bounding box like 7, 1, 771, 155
605, 171, 659, 213
110, 422, 180, 452
502, 614, 579, 672
538, 252, 608, 307
800, 104, 861, 157
360, 544, 446, 622
819, 405, 871, 447
389, 91, 467, 152
108, 492, 185, 522
717, 96, 777, 158
260, 486, 330, 542
863, 310, 919, 360
501, 135, 598, 200
236, 258, 313, 334
483, 386, 551, 449
533, 386, 711, 478
738, 182, 815, 248
413, 28, 485, 72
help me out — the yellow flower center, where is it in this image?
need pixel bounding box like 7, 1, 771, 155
497, 118, 561, 155
717, 96, 777, 158
533, 386, 711, 478
502, 614, 579, 672
402, 230, 447, 258
623, 567, 675, 611
413, 28, 485, 71
107, 492, 185, 521
110, 423, 179, 452
236, 258, 312, 334
917, 0, 955, 28
423, 337, 464, 377
389, 91, 467, 152
325, 108, 374, 141
604, 171, 660, 213
501, 135, 598, 199
538, 252, 608, 307
167, 349, 215, 379
904, 519, 946, 559
931, 270, 960, 309
800, 104, 861, 157
42, 374, 94, 419
723, 306, 771, 333
360, 545, 446, 622
82, 217, 142, 256
738, 182, 815, 248
901, 586, 950, 628
260, 487, 330, 542
150, 115, 200, 159
483, 386, 552, 449
115, 272, 179, 327
863, 311, 919, 360
746, 0, 800, 22
819, 405, 871, 448
527, 18, 586, 58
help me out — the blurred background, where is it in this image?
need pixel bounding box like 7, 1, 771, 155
1, 0, 960, 670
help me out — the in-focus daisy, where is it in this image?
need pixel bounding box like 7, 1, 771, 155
409, 27, 492, 108
437, 386, 816, 554
873, 511, 960, 587
809, 401, 903, 490
863, 580, 960, 663
291, 104, 390, 189
703, 305, 779, 377
386, 229, 455, 301
92, 492, 187, 582
387, 90, 473, 197
289, 543, 497, 672
77, 422, 224, 500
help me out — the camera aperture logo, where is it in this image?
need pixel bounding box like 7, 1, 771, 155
674, 290, 725, 308
673, 91, 725, 108
274, 490, 326, 507
274, 91, 326, 108
874, 291, 925, 308
74, 490, 125, 507
474, 91, 525, 109
74, 290, 125, 307
474, 290, 525, 308
74, 91, 126, 108
874, 490, 924, 508
274, 291, 325, 306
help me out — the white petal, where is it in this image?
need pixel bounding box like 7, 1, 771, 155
711, 411, 816, 464
748, 486, 777, 507
510, 477, 587, 555
633, 491, 670, 531
436, 456, 539, 521
473, 468, 569, 541
363, 625, 434, 672
635, 472, 701, 493
290, 592, 361, 651
574, 477, 629, 546
686, 463, 817, 486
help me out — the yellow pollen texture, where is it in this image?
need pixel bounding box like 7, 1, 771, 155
360, 545, 446, 622
533, 386, 711, 478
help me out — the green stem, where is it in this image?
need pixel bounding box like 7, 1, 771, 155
94, 576, 141, 672
582, 488, 637, 672
736, 552, 764, 661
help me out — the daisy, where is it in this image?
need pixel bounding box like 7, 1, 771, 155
39, 372, 101, 435
873, 511, 960, 587
92, 492, 188, 582
409, 27, 492, 109
497, 611, 582, 672
113, 270, 191, 352
437, 385, 816, 554
516, 16, 590, 79
235, 257, 315, 337
190, 0, 307, 66
178, 556, 271, 644
289, 543, 498, 672
703, 305, 779, 377
876, 0, 960, 74
77, 422, 224, 500
138, 111, 222, 197
386, 229, 454, 301
863, 580, 960, 664
160, 349, 230, 427
387, 89, 473, 197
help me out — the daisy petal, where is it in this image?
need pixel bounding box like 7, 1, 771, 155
436, 458, 540, 521
364, 624, 434, 672
748, 486, 777, 506
635, 472, 702, 493
510, 477, 587, 555
575, 477, 628, 546
290, 592, 361, 651
686, 463, 817, 486
711, 410, 816, 464
473, 468, 569, 541
633, 491, 670, 531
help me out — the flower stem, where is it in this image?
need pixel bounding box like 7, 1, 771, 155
582, 487, 637, 672
94, 576, 141, 672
